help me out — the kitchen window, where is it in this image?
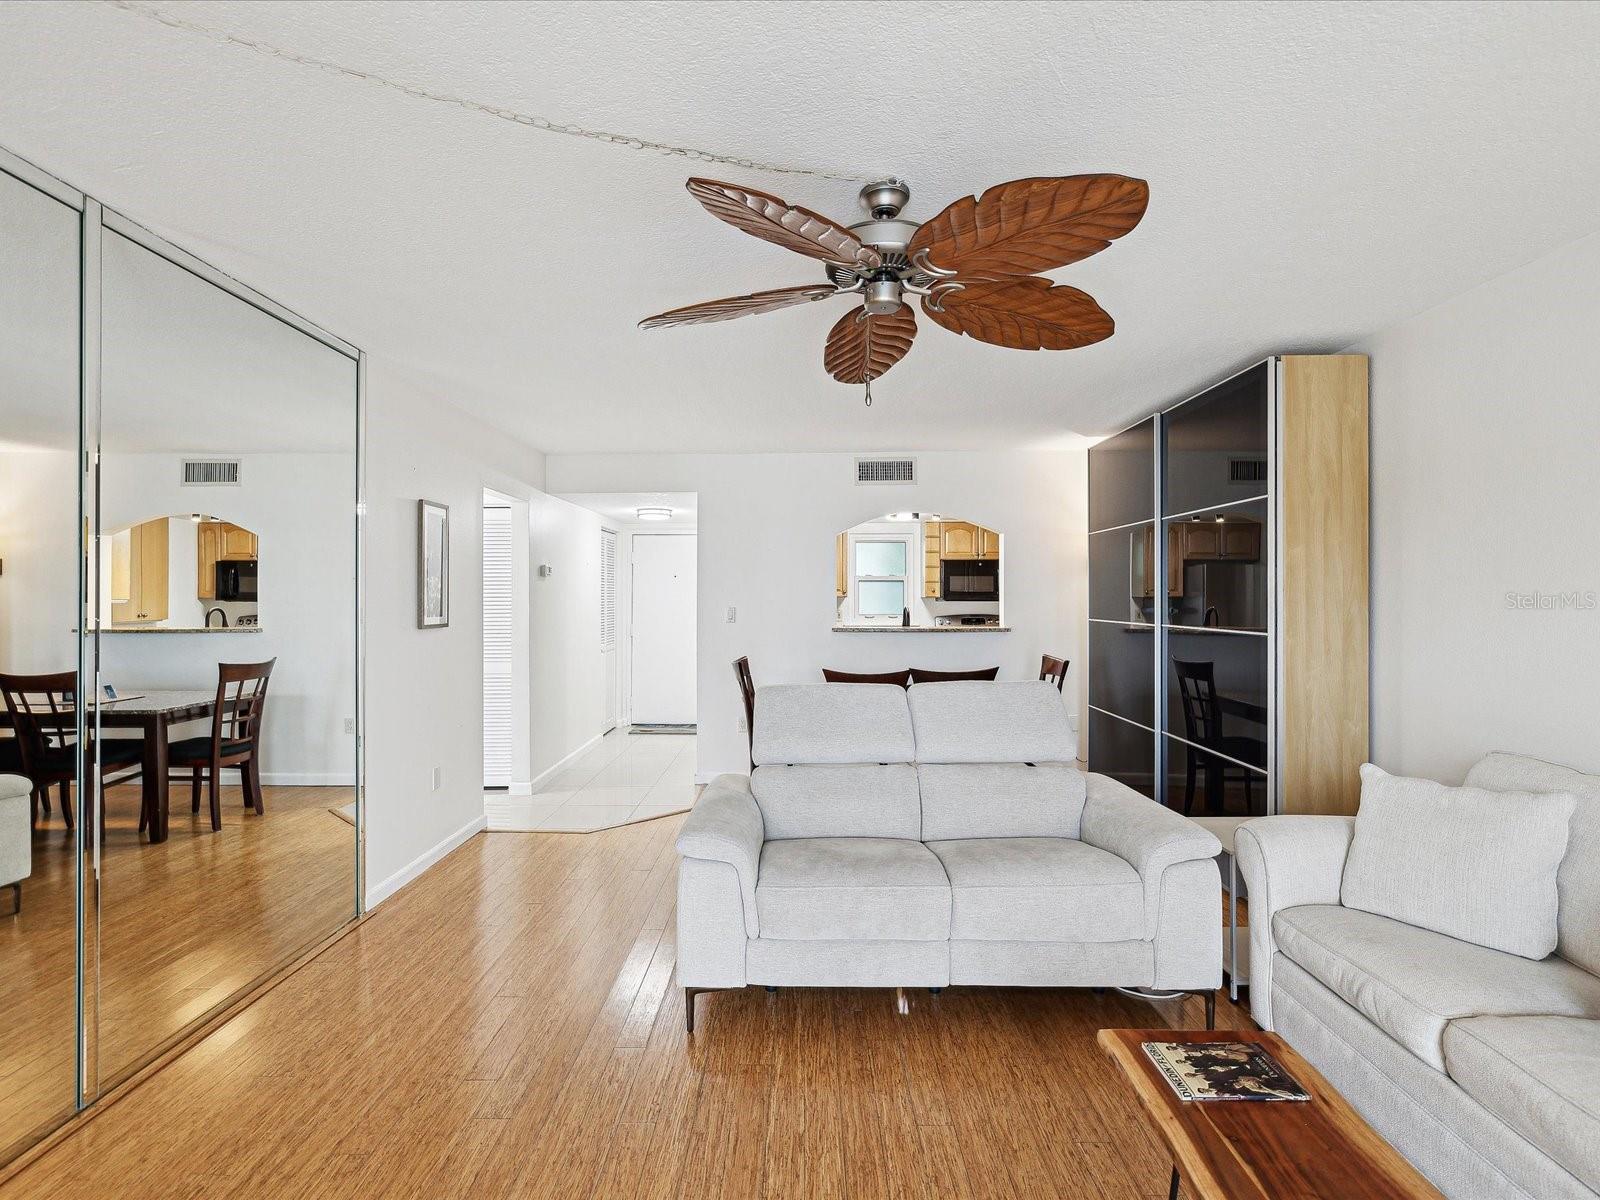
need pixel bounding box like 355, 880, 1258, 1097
852, 536, 910, 622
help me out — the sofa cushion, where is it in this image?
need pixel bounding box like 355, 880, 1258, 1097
752, 684, 914, 766
1443, 1015, 1600, 1194
1341, 763, 1572, 959
907, 680, 1073, 763
751, 764, 921, 841
927, 838, 1142, 942
1272, 904, 1600, 1070
918, 763, 1086, 840
755, 838, 950, 941
1467, 751, 1600, 976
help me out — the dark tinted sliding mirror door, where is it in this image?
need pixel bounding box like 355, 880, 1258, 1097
93, 226, 360, 1091
0, 164, 82, 1159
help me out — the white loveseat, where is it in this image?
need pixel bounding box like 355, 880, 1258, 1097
675, 681, 1222, 1031
1236, 751, 1600, 1200
1, 773, 30, 915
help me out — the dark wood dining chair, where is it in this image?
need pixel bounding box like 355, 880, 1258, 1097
908, 666, 1000, 683
732, 656, 756, 769
167, 660, 275, 832
1172, 658, 1262, 816
0, 670, 143, 829
1039, 654, 1070, 692
821, 668, 912, 688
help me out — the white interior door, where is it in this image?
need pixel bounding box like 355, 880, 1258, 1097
482, 502, 514, 788
629, 533, 696, 726
600, 528, 619, 732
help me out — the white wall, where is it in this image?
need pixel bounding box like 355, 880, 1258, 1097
95, 452, 356, 785
1347, 230, 1600, 781
0, 448, 77, 674
362, 363, 607, 906
545, 450, 1089, 779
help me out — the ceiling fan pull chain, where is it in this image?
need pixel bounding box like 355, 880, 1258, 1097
864, 377, 873, 407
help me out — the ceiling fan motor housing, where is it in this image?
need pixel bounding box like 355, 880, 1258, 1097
863, 276, 903, 315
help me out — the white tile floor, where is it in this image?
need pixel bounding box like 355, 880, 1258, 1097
500, 727, 698, 833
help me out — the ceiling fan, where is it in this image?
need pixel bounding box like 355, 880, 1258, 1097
639, 173, 1149, 402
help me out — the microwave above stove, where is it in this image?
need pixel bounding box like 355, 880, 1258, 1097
940, 557, 999, 602
216, 559, 257, 602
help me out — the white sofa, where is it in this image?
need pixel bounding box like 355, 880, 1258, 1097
1, 773, 30, 915
1236, 751, 1600, 1200
675, 680, 1222, 1031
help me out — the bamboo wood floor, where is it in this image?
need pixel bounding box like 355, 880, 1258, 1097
3, 811, 1241, 1199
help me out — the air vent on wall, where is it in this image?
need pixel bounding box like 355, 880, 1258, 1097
181, 458, 241, 486
1229, 457, 1267, 486
855, 457, 915, 484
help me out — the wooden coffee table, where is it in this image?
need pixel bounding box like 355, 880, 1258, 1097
1098, 1029, 1443, 1199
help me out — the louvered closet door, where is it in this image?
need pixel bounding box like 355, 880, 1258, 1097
600, 529, 619, 731
482, 504, 514, 788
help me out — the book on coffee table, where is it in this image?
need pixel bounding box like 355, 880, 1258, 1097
1141, 1040, 1310, 1102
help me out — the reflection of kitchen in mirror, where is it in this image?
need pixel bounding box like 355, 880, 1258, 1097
833, 512, 1006, 631
101, 513, 260, 631
1132, 499, 1267, 633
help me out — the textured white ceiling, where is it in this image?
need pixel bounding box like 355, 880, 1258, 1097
2, 1, 1597, 453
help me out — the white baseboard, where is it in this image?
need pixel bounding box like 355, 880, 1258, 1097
485, 732, 606, 831
365, 813, 486, 910
528, 732, 603, 792
261, 772, 357, 787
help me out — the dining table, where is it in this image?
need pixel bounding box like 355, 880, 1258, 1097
1, 689, 231, 844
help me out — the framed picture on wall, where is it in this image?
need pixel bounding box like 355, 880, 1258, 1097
417, 499, 450, 628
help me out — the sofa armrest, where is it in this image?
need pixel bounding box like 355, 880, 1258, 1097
1081, 773, 1221, 938
0, 776, 32, 889
676, 773, 764, 938
1233, 815, 1354, 1030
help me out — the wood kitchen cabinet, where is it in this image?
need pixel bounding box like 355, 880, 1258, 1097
835, 532, 847, 598
922, 521, 942, 598
940, 521, 999, 560
110, 518, 169, 623
197, 521, 259, 600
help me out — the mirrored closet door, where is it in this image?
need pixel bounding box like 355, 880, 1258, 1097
0, 146, 364, 1165
0, 150, 85, 1167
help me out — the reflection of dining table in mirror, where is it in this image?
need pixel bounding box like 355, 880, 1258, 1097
0, 689, 236, 843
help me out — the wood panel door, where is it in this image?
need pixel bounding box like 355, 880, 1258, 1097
941, 521, 978, 559
977, 526, 1000, 559
112, 518, 169, 623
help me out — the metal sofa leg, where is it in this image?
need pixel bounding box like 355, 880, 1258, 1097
8, 882, 19, 916
685, 987, 717, 1034
1203, 990, 1215, 1030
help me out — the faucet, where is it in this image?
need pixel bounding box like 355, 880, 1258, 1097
205, 607, 229, 628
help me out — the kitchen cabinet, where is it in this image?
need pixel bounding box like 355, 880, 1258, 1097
110, 518, 169, 623
922, 521, 941, 598
835, 533, 847, 598
197, 521, 258, 600
939, 521, 999, 560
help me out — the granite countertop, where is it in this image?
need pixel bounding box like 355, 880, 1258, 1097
832, 624, 1010, 633
100, 626, 264, 634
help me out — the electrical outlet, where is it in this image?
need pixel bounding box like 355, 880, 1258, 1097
431, 766, 442, 791
343, 717, 356, 735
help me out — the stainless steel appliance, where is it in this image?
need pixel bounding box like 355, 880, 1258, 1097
216, 558, 258, 601
940, 557, 999, 601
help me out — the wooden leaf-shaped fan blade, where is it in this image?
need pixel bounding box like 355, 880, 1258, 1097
687, 178, 882, 270
639, 284, 840, 329
823, 304, 917, 384
921, 277, 1112, 351
907, 175, 1148, 281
